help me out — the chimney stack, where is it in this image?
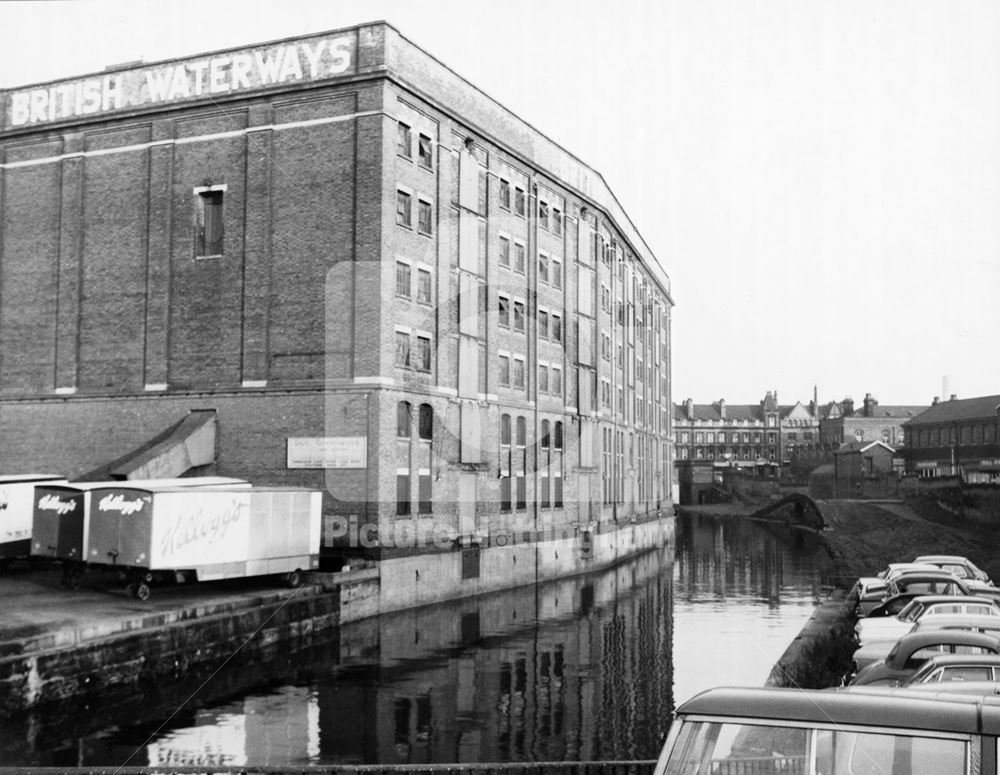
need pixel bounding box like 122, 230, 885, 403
932, 396, 940, 405
718, 399, 726, 419
950, 394, 957, 401
685, 398, 694, 419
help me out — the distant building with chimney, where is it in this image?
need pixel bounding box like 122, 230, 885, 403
818, 393, 926, 449
903, 394, 1000, 482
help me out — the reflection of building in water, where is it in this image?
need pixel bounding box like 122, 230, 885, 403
321, 547, 674, 764
675, 514, 831, 606
144, 687, 320, 767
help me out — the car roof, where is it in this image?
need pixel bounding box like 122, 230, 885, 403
913, 614, 1000, 629
912, 595, 999, 606
892, 570, 964, 581
916, 653, 1000, 669
915, 555, 975, 564
890, 630, 1000, 661
899, 682, 1000, 696
676, 686, 1000, 734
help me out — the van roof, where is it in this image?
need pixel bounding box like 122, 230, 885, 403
676, 686, 1000, 735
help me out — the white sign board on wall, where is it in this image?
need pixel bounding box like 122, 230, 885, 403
287, 437, 367, 469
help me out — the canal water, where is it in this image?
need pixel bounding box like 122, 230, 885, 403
0, 513, 836, 767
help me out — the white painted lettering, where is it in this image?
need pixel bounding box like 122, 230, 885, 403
277, 45, 304, 82
255, 49, 282, 85
58, 84, 75, 119
98, 493, 148, 515
328, 37, 352, 74
81, 80, 102, 114
301, 40, 325, 78
11, 92, 30, 126
231, 53, 252, 90
209, 57, 229, 94
145, 68, 173, 102
30, 90, 47, 123
167, 65, 190, 100
38, 494, 76, 515
102, 75, 122, 111
188, 60, 208, 96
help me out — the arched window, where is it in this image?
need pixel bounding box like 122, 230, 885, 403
500, 414, 511, 446
554, 421, 563, 450
516, 416, 526, 447
397, 402, 411, 438
418, 404, 433, 440
541, 420, 550, 449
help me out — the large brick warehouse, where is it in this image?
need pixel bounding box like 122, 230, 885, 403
0, 22, 674, 572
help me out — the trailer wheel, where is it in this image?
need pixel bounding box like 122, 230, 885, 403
286, 569, 303, 588
135, 581, 151, 601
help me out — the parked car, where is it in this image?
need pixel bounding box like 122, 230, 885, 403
850, 576, 890, 616
909, 613, 1000, 639
877, 562, 942, 579
884, 570, 971, 601
914, 555, 992, 585
849, 630, 1000, 686
902, 654, 1000, 685
856, 595, 1000, 648
653, 686, 1000, 775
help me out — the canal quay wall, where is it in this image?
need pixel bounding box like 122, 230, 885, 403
0, 516, 673, 715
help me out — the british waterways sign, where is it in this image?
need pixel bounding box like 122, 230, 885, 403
5, 33, 354, 128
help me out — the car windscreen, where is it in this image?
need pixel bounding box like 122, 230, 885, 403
659, 720, 969, 775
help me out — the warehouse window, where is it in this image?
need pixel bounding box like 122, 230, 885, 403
498, 354, 510, 386
513, 301, 525, 332
418, 199, 433, 235
396, 190, 412, 228
395, 331, 411, 367
397, 401, 412, 438
418, 134, 433, 169
416, 336, 431, 371
514, 187, 526, 216
397, 122, 412, 158
499, 179, 511, 210
396, 470, 411, 516
195, 187, 225, 257
417, 269, 432, 305
538, 201, 549, 230
419, 404, 433, 440
499, 236, 511, 267
513, 357, 525, 389
395, 261, 411, 298
514, 242, 526, 274
418, 470, 432, 514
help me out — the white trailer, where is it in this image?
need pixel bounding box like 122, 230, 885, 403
86, 484, 321, 599
31, 477, 249, 588
0, 474, 66, 567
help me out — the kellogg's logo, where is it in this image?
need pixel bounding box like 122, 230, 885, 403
99, 494, 149, 515
38, 494, 77, 515
159, 500, 246, 560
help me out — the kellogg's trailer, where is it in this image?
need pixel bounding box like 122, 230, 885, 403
0, 475, 66, 566
89, 485, 321, 599
31, 477, 249, 587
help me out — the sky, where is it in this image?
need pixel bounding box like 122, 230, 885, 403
1, 0, 997, 407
